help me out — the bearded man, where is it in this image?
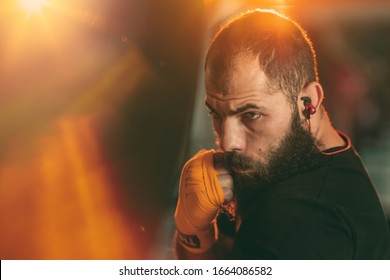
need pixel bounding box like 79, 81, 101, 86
174, 9, 390, 259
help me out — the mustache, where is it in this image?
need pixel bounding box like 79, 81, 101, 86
223, 151, 264, 172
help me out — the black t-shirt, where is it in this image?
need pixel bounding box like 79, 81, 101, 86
228, 137, 390, 259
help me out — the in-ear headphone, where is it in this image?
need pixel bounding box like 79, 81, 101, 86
300, 97, 316, 119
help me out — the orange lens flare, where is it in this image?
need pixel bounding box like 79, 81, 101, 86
18, 0, 48, 15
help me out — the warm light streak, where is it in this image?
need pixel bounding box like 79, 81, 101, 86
18, 0, 49, 15
0, 0, 154, 259
0, 117, 144, 259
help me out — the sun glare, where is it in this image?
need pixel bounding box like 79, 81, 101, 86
18, 0, 49, 15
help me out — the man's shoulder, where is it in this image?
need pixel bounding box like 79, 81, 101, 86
233, 194, 354, 259
234, 193, 390, 259
266, 146, 376, 201
246, 193, 346, 225
233, 149, 390, 259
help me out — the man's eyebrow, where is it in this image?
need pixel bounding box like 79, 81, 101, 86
205, 102, 265, 115
232, 103, 264, 114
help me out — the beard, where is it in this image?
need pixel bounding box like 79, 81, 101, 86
223, 109, 325, 219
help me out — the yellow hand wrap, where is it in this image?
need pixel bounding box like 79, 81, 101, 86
174, 149, 225, 253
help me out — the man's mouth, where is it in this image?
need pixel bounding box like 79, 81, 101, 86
231, 166, 255, 174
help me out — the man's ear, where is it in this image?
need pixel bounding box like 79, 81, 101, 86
297, 82, 324, 118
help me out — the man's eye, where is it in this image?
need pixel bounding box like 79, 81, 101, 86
242, 112, 262, 120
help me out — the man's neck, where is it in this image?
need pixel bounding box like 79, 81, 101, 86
312, 108, 345, 151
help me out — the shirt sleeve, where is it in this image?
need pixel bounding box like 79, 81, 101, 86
232, 195, 354, 259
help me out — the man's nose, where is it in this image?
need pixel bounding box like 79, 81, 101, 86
219, 119, 244, 152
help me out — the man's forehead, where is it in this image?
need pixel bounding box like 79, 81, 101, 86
205, 72, 271, 100
204, 91, 270, 115
205, 52, 261, 93
205, 53, 271, 96
205, 90, 260, 102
